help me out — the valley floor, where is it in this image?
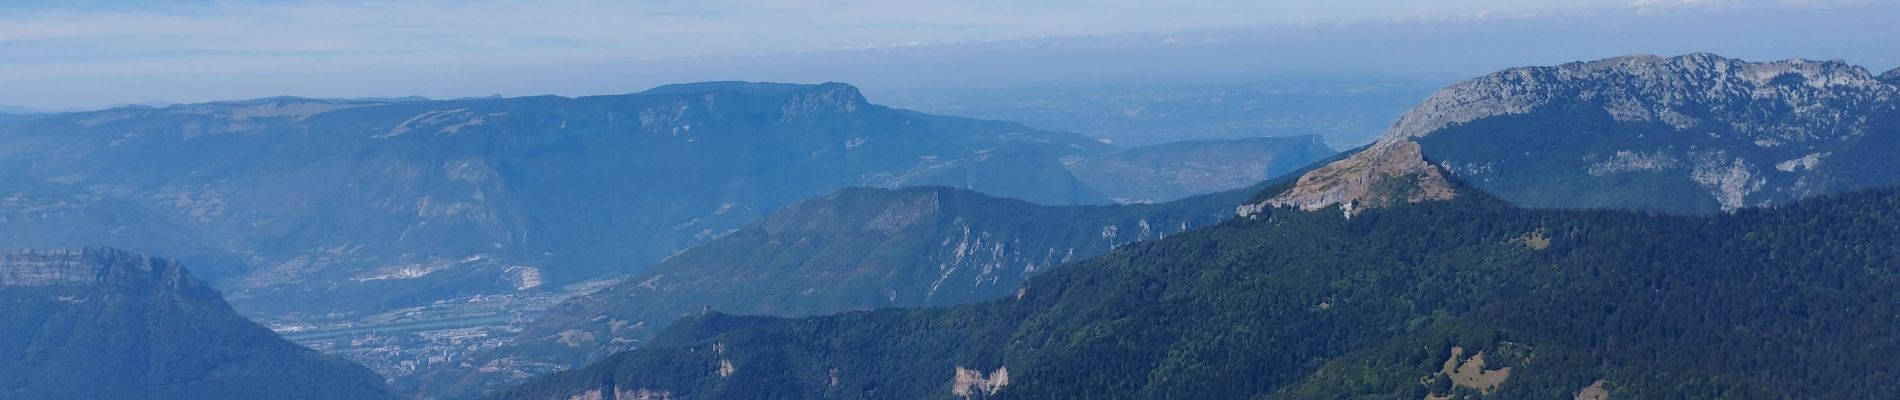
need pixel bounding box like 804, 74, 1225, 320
264, 277, 626, 379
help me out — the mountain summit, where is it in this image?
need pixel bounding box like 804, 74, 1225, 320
1257, 53, 1900, 215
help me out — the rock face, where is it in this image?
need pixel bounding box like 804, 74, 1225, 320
1266, 53, 1900, 214
0, 248, 395, 400
1882, 67, 1900, 85
1251, 141, 1454, 217
0, 81, 1120, 316
404, 185, 1254, 397
1390, 53, 1894, 142
0, 248, 185, 288
951, 366, 1009, 398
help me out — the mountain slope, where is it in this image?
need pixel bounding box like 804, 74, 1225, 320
489, 179, 1900, 400
409, 183, 1265, 397
1066, 135, 1337, 203
1355, 53, 1900, 214
0, 248, 394, 400
0, 82, 1116, 315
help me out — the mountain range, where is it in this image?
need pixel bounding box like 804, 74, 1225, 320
882, 80, 1435, 147
0, 113, 34, 125
0, 81, 1327, 318
6, 53, 1900, 399
0, 248, 394, 400
484, 54, 1900, 399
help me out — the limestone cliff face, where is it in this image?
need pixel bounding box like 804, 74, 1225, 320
0, 248, 191, 290
1260, 53, 1900, 215
1390, 53, 1894, 144
1245, 141, 1454, 218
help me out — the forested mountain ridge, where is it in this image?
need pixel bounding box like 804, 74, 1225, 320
407, 181, 1275, 398
1302, 53, 1900, 214
488, 175, 1900, 399
0, 248, 395, 400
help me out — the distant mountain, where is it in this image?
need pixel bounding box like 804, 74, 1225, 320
1882, 67, 1900, 85
1067, 135, 1336, 203
0, 105, 51, 114
408, 183, 1271, 398
488, 176, 1900, 400
0, 81, 1121, 316
0, 113, 36, 125
1370, 53, 1900, 214
0, 248, 393, 400
0, 178, 246, 281
882, 80, 1436, 147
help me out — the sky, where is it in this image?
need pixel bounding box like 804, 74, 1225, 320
0, 0, 1896, 110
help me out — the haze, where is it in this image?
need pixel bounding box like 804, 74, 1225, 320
0, 0, 1894, 110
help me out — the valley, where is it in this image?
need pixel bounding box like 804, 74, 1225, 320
265, 276, 626, 379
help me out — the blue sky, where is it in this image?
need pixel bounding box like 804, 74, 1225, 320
0, 0, 1895, 109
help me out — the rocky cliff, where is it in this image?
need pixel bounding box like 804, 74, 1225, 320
1259, 53, 1900, 215
0, 248, 189, 288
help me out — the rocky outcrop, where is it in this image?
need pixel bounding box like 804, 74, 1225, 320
952, 366, 1009, 398
1882, 67, 1900, 85
1250, 141, 1454, 217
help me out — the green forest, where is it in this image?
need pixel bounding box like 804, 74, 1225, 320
491, 181, 1900, 399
